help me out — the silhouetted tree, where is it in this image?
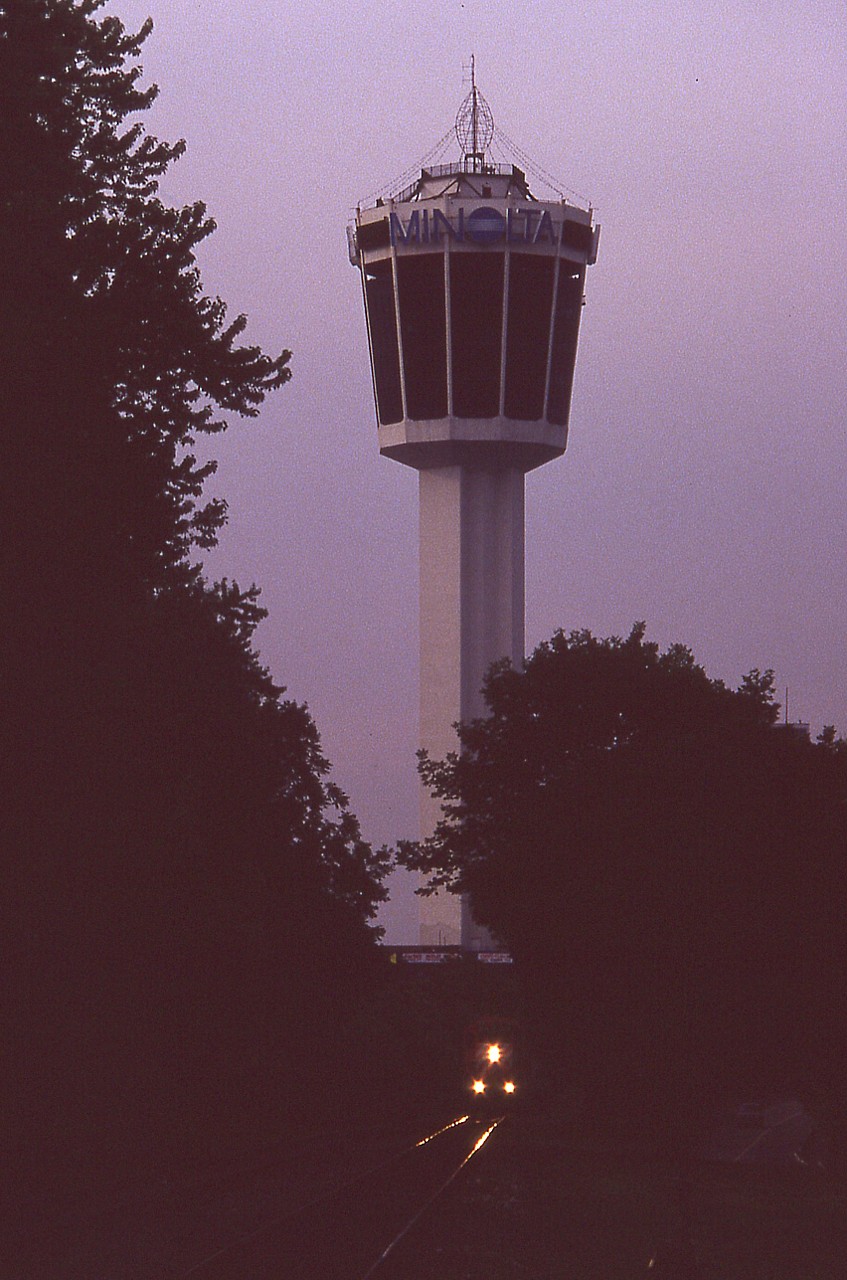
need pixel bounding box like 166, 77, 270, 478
402, 624, 847, 1125
0, 0, 389, 1223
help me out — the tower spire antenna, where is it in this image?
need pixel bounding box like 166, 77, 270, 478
455, 56, 494, 173
471, 54, 478, 161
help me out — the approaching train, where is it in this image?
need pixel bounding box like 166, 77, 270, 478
463, 1017, 524, 1109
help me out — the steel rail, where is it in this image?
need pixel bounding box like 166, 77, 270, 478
358, 1117, 503, 1279
176, 1113, 472, 1278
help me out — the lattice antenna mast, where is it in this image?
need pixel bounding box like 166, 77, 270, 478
455, 55, 495, 174
471, 55, 478, 160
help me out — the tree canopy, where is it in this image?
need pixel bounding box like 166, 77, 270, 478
2, 0, 289, 594
1, 0, 389, 1218
403, 624, 847, 1114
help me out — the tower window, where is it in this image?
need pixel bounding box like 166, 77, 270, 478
504, 254, 554, 421
450, 253, 504, 418
396, 254, 448, 421
547, 265, 583, 426
364, 259, 402, 425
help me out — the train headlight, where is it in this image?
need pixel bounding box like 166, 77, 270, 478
486, 1044, 501, 1064
472, 1080, 486, 1094
504, 1081, 516, 1094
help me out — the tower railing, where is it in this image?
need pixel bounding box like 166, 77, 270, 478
387, 161, 524, 207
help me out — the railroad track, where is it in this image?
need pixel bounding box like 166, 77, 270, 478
178, 1113, 503, 1280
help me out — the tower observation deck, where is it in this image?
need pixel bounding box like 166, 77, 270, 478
348, 74, 599, 946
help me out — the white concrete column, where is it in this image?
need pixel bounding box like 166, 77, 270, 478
418, 464, 525, 947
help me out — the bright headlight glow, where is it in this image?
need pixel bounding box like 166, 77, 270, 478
487, 1044, 501, 1064
472, 1080, 486, 1094
504, 1081, 516, 1094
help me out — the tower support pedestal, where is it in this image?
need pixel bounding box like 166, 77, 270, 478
418, 464, 525, 947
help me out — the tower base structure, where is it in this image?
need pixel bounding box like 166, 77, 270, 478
418, 464, 524, 948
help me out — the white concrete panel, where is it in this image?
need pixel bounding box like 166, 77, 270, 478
419, 467, 463, 946
418, 466, 525, 947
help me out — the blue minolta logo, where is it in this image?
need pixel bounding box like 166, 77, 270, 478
465, 207, 504, 243
389, 206, 559, 248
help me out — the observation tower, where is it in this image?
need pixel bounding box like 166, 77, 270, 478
348, 69, 599, 946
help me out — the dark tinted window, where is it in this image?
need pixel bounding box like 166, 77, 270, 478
364, 259, 402, 425
547, 265, 583, 426
358, 218, 391, 251
561, 220, 594, 254
504, 255, 554, 421
396, 254, 448, 420
450, 253, 504, 418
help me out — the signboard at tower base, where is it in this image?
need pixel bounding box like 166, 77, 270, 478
384, 946, 513, 965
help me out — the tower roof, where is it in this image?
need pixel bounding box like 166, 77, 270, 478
390, 162, 531, 206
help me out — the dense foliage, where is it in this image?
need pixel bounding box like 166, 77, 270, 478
403, 624, 847, 1120
1, 0, 388, 1218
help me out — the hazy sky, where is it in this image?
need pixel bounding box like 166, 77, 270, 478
111, 1, 846, 940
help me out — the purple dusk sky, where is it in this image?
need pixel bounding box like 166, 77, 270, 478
113, 1, 846, 940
